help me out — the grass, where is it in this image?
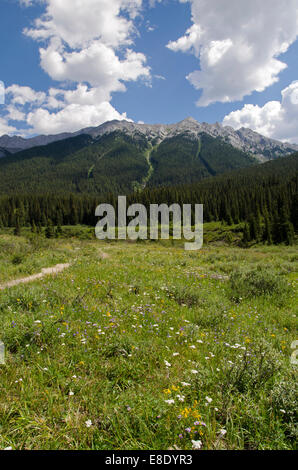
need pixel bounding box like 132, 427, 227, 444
0, 230, 297, 450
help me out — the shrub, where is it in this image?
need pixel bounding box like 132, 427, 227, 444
221, 342, 282, 394
229, 267, 290, 302
270, 372, 298, 441
11, 254, 24, 265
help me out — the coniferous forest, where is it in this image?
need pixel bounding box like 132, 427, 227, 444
0, 151, 297, 245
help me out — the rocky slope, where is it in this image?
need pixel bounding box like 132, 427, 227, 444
1, 117, 297, 161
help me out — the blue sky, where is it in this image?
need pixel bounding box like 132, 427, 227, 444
0, 0, 298, 142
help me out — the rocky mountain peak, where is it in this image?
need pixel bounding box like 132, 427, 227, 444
1, 117, 297, 161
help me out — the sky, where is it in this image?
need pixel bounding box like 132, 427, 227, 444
0, 0, 298, 143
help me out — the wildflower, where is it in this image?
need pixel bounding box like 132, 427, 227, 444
69, 391, 74, 396
185, 427, 192, 433
173, 352, 179, 356
4, 447, 13, 451
164, 360, 171, 367
205, 396, 212, 403
191, 440, 202, 450
219, 429, 227, 436
181, 382, 191, 387
191, 369, 198, 374
165, 399, 175, 405
177, 394, 185, 402
85, 419, 92, 428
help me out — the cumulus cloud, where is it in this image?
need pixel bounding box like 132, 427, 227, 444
39, 40, 149, 90
0, 118, 17, 136
2, 84, 131, 135
1, 0, 150, 135
223, 81, 298, 144
167, 0, 298, 106
27, 101, 131, 135
6, 85, 46, 106
24, 0, 143, 48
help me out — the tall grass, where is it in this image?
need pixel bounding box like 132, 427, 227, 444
0, 234, 297, 450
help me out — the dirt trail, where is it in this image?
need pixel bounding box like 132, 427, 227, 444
0, 263, 70, 291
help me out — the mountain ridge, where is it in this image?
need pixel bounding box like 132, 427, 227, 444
1, 117, 297, 161
0, 128, 257, 195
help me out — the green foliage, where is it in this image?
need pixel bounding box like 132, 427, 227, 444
229, 268, 291, 302
270, 372, 298, 441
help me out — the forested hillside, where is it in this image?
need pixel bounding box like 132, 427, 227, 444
0, 130, 256, 195
148, 134, 255, 187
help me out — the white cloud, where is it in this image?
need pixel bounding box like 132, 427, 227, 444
6, 85, 46, 106
5, 105, 27, 122
25, 0, 150, 89
24, 0, 143, 48
27, 101, 131, 135
167, 0, 298, 106
223, 81, 298, 144
1, 0, 151, 135
0, 118, 17, 136
39, 40, 149, 90
2, 84, 131, 135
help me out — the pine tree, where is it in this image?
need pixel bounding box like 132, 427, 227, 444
45, 219, 55, 239
31, 221, 37, 233
242, 223, 251, 244
263, 211, 273, 244
280, 207, 294, 245
55, 224, 63, 238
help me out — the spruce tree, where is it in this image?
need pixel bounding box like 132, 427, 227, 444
45, 219, 55, 239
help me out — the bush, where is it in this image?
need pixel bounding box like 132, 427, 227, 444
229, 268, 290, 302
270, 372, 298, 441
221, 341, 282, 394
11, 254, 24, 265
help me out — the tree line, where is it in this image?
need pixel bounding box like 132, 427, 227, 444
0, 153, 297, 245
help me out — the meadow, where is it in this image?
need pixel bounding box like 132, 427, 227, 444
0, 226, 297, 450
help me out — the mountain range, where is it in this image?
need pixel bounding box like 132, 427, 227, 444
0, 118, 297, 195
1, 117, 297, 160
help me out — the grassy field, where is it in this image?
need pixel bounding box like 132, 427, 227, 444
0, 228, 297, 450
